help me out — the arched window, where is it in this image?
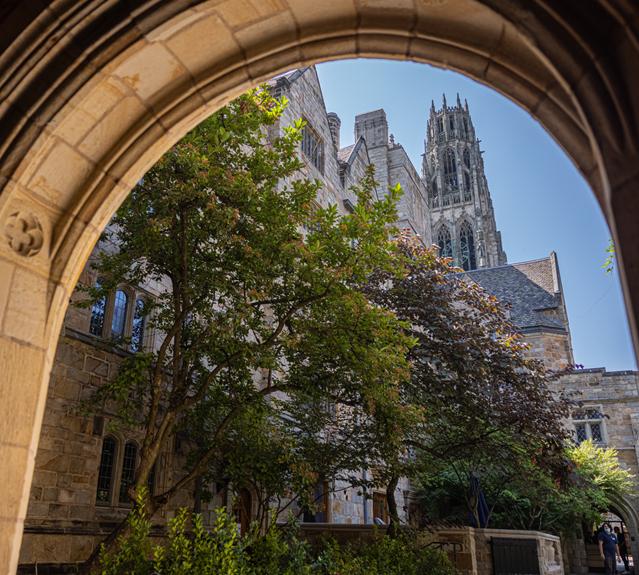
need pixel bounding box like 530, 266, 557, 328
443, 149, 458, 190
111, 289, 128, 338
130, 298, 146, 352
448, 115, 455, 133
119, 441, 138, 504
459, 222, 477, 271
463, 172, 472, 201
437, 227, 453, 259
96, 436, 117, 504
437, 116, 444, 135
90, 280, 107, 336
463, 148, 471, 169
463, 116, 469, 137
430, 179, 439, 206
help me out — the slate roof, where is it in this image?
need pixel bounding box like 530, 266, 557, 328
464, 254, 567, 332
338, 143, 356, 163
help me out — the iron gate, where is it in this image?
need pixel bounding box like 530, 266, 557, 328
491, 538, 540, 575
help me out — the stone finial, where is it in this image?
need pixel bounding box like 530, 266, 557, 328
431, 99, 436, 114
456, 92, 462, 107
465, 98, 469, 111
389, 133, 395, 145
442, 93, 447, 108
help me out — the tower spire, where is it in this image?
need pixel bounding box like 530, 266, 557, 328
422, 95, 507, 270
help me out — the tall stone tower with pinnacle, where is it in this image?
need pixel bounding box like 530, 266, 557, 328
423, 94, 507, 270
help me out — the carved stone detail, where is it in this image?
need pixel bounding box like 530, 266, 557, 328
4, 211, 44, 257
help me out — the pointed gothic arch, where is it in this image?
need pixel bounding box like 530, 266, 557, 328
436, 226, 453, 259
1, 2, 639, 569
463, 148, 471, 169
459, 222, 477, 271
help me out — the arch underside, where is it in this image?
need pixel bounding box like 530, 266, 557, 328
1, 0, 639, 572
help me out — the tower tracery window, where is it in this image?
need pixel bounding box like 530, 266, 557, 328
430, 179, 439, 207
463, 116, 469, 137
437, 227, 453, 259
443, 149, 458, 191
463, 148, 471, 169
448, 115, 455, 133
459, 222, 477, 271
463, 171, 472, 202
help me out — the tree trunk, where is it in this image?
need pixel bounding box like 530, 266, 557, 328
386, 475, 401, 538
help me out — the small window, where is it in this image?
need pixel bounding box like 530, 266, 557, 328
130, 298, 146, 352
119, 441, 138, 504
463, 148, 471, 169
111, 289, 128, 338
96, 436, 117, 505
301, 122, 324, 173
573, 408, 606, 445
90, 280, 107, 336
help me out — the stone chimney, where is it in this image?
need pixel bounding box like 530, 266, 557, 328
327, 112, 341, 151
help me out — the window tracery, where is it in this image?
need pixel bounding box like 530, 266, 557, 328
437, 227, 453, 259
459, 222, 477, 270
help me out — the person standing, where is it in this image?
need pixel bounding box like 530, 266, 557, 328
614, 526, 630, 572
599, 523, 622, 575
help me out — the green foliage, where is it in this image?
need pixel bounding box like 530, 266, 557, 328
99, 506, 454, 575
317, 534, 454, 575
81, 85, 416, 569
417, 440, 634, 536
603, 238, 615, 274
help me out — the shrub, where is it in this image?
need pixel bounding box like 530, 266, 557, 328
98, 507, 455, 575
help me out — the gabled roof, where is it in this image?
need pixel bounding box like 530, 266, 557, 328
464, 254, 567, 332
338, 136, 369, 166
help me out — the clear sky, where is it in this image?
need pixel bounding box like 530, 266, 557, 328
316, 59, 637, 371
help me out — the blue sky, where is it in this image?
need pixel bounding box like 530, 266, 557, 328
316, 59, 636, 371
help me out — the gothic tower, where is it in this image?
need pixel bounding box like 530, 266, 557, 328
423, 94, 507, 270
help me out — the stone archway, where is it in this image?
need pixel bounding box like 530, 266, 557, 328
1, 1, 639, 571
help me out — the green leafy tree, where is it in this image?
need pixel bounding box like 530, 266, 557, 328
363, 236, 571, 533
418, 440, 634, 535
83, 87, 413, 566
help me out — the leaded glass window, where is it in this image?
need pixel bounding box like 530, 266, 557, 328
572, 407, 606, 445
111, 289, 128, 338
90, 280, 107, 336
437, 227, 453, 259
130, 298, 145, 352
96, 436, 116, 504
301, 122, 324, 173
119, 441, 138, 504
459, 222, 477, 271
